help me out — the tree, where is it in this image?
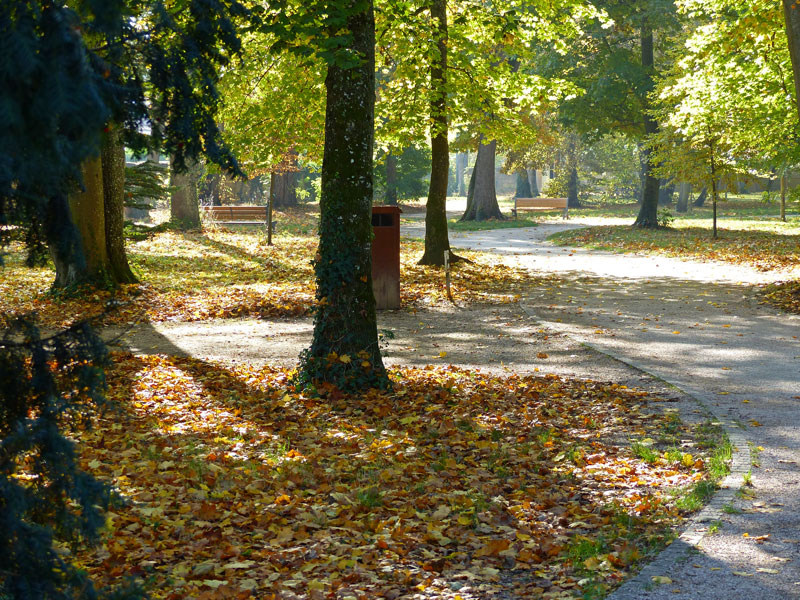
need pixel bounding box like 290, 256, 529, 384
170, 158, 202, 229
271, 0, 389, 390
784, 0, 800, 123
1, 2, 247, 596
461, 138, 505, 220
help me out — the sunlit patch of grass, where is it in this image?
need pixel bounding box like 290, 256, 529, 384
448, 216, 540, 231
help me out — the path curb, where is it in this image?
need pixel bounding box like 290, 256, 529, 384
518, 303, 752, 598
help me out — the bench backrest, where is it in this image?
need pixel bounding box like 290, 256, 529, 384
515, 197, 567, 208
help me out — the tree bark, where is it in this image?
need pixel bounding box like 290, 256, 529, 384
633, 19, 660, 228
271, 151, 299, 208
385, 150, 398, 205
694, 186, 708, 207
783, 0, 800, 123
780, 170, 787, 222
676, 182, 691, 213
53, 154, 108, 288
102, 124, 138, 283
529, 169, 539, 197
515, 167, 532, 198
460, 138, 504, 221
170, 157, 202, 229
565, 135, 581, 208
455, 152, 468, 197
419, 0, 457, 265
299, 0, 388, 391
658, 179, 675, 206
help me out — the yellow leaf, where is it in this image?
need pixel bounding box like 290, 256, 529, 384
438, 351, 447, 358
339, 354, 351, 364
756, 568, 779, 574
732, 571, 753, 577
651, 576, 672, 584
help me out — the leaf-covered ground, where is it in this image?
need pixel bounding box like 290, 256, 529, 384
0, 223, 555, 329
72, 353, 722, 600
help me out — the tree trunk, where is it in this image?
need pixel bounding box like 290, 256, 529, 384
272, 151, 299, 208
529, 169, 540, 197
783, 0, 800, 124
676, 182, 691, 213
299, 0, 388, 391
515, 167, 532, 198
460, 138, 504, 221
102, 125, 137, 283
419, 0, 457, 265
780, 170, 787, 222
385, 150, 398, 205
658, 179, 675, 206
170, 156, 202, 229
455, 152, 468, 197
694, 186, 708, 207
53, 154, 108, 288
633, 20, 660, 228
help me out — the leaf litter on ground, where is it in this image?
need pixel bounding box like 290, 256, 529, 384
70, 353, 718, 599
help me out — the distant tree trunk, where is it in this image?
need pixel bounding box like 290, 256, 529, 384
515, 167, 532, 198
529, 169, 539, 197
676, 182, 691, 213
460, 138, 504, 221
299, 0, 388, 391
170, 157, 202, 229
658, 179, 675, 206
565, 135, 582, 208
385, 150, 398, 205
634, 19, 660, 228
455, 152, 468, 196
270, 172, 297, 208
54, 154, 107, 287
694, 187, 708, 207
419, 0, 458, 265
780, 170, 787, 222
783, 0, 800, 124
102, 124, 137, 283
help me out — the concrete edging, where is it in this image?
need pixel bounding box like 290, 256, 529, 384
518, 303, 752, 598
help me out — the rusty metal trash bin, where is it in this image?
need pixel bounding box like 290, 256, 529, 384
371, 206, 402, 310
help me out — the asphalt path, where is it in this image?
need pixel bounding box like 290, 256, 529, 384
402, 218, 800, 599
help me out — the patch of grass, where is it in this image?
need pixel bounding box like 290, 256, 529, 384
722, 503, 742, 514
675, 480, 717, 513
749, 442, 763, 467
708, 520, 722, 534
448, 216, 540, 231
631, 440, 659, 464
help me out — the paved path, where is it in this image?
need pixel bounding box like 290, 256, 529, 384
405, 219, 800, 599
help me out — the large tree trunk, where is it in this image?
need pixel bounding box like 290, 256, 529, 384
460, 138, 504, 221
529, 169, 540, 197
784, 0, 800, 123
676, 182, 691, 213
419, 0, 457, 265
385, 150, 398, 205
633, 20, 660, 228
271, 151, 299, 208
170, 157, 202, 229
102, 125, 137, 283
515, 167, 532, 198
299, 0, 388, 391
455, 152, 468, 197
53, 154, 108, 288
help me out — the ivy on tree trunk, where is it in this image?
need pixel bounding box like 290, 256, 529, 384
298, 0, 389, 391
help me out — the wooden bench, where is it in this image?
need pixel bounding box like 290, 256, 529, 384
203, 205, 268, 221
512, 197, 569, 219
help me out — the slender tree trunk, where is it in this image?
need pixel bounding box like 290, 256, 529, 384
300, 0, 387, 391
515, 167, 532, 198
455, 152, 468, 197
102, 124, 137, 283
710, 145, 718, 239
780, 170, 787, 222
460, 138, 504, 221
529, 169, 539, 197
783, 0, 800, 123
419, 0, 458, 265
53, 154, 108, 287
385, 150, 398, 205
658, 178, 675, 206
634, 19, 660, 228
170, 157, 202, 229
676, 182, 691, 213
566, 135, 581, 208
